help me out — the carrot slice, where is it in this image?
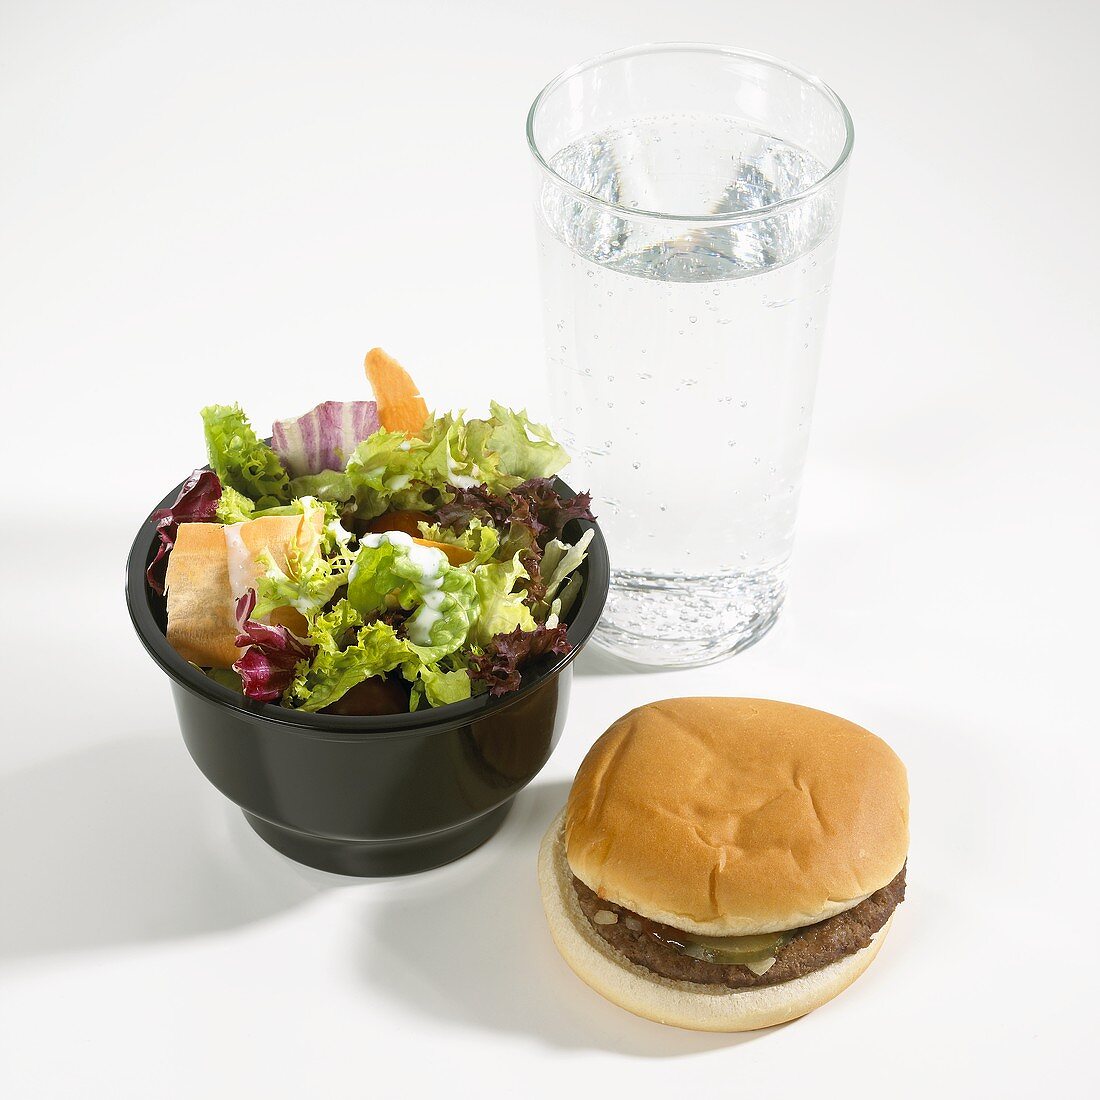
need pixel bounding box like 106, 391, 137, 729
365, 510, 428, 537
364, 347, 429, 435
412, 536, 474, 567
364, 510, 475, 566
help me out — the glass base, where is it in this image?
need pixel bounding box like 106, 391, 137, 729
593, 567, 786, 669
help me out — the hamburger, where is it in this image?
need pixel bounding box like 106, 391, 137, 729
538, 698, 909, 1031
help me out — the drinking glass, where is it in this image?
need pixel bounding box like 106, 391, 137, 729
527, 44, 854, 667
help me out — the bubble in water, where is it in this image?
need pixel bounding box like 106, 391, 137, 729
632, 461, 641, 470
689, 315, 698, 324
739, 400, 749, 408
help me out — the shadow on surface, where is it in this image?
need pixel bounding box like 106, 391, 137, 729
0, 736, 319, 963
573, 644, 650, 677
361, 779, 774, 1056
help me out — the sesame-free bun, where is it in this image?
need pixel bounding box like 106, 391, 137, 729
566, 698, 909, 937
539, 810, 894, 1032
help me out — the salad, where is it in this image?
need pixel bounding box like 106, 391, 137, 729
148, 349, 595, 715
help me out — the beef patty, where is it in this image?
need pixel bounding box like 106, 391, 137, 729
573, 864, 906, 989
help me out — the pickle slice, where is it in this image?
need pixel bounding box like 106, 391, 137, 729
668, 930, 793, 966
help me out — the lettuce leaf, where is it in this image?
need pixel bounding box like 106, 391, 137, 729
486, 402, 569, 481
408, 662, 472, 710
533, 529, 593, 623
249, 499, 352, 621
288, 469, 353, 503
288, 604, 412, 712
286, 597, 472, 712
201, 404, 290, 508
343, 414, 509, 519
415, 518, 500, 566
215, 485, 258, 524
346, 531, 477, 661
471, 553, 536, 645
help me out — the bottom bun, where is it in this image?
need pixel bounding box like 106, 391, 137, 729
538, 810, 893, 1032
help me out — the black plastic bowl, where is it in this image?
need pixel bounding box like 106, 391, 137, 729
126, 475, 609, 877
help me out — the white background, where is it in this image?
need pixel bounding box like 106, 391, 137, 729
2, 1, 1097, 1096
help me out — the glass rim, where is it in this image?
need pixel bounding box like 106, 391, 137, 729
525, 42, 855, 226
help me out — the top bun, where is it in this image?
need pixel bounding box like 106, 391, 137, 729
565, 698, 908, 937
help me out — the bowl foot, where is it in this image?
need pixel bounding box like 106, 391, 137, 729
241, 800, 514, 877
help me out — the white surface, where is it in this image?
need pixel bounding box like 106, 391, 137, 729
1, 1, 1096, 1096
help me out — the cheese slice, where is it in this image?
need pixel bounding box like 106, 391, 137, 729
165, 512, 322, 668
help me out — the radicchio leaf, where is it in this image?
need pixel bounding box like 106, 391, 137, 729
430, 479, 592, 604
231, 589, 315, 703
431, 478, 594, 547
146, 469, 222, 595
467, 624, 571, 696
272, 401, 380, 478
512, 478, 595, 541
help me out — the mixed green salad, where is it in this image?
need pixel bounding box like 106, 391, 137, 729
148, 356, 594, 715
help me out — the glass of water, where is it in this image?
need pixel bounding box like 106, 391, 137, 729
527, 44, 854, 667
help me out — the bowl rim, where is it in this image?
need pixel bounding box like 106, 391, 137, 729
126, 472, 609, 742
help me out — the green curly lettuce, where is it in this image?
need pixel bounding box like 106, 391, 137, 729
214, 485, 258, 524
288, 604, 411, 712
251, 500, 355, 622
286, 598, 472, 712
415, 518, 500, 566
201, 404, 290, 508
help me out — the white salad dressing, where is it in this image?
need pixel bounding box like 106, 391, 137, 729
327, 517, 353, 545
360, 531, 450, 646
408, 587, 448, 645
222, 523, 255, 600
